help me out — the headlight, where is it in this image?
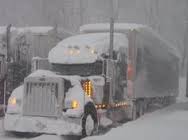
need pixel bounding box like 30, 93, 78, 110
65, 100, 80, 109
7, 97, 21, 114
8, 97, 17, 106
71, 100, 79, 109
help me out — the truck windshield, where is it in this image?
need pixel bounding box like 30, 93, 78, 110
51, 61, 103, 76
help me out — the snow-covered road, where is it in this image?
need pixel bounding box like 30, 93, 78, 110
84, 77, 188, 140
0, 77, 187, 140
85, 101, 188, 140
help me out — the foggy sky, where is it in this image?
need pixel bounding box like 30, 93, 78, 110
0, 0, 187, 56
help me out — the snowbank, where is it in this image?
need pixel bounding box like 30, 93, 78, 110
85, 103, 188, 140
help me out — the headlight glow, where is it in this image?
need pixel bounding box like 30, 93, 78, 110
91, 48, 96, 54
71, 100, 79, 109
8, 97, 17, 106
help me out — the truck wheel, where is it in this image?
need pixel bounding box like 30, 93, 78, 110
82, 103, 98, 137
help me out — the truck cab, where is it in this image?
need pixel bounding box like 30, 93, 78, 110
48, 33, 128, 105
4, 32, 128, 136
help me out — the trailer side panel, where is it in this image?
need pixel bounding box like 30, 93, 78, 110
133, 29, 179, 98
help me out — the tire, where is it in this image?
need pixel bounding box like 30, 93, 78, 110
82, 103, 98, 137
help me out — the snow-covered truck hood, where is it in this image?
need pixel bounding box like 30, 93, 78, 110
28, 70, 83, 86
48, 33, 128, 64
28, 69, 95, 101
28, 69, 104, 84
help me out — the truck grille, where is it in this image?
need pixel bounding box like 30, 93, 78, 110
23, 82, 58, 117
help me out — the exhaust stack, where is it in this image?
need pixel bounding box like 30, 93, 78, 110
109, 17, 114, 59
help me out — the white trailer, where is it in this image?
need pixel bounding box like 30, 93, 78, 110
4, 23, 180, 137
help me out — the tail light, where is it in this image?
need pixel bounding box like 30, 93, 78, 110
82, 80, 93, 97
127, 63, 133, 80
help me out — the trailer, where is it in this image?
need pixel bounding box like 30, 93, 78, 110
80, 23, 180, 119
4, 23, 180, 137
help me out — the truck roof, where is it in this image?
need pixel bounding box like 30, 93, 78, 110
80, 23, 180, 59
0, 26, 54, 35
80, 23, 146, 33
48, 33, 128, 64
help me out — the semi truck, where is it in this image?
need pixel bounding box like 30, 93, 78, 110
4, 23, 180, 137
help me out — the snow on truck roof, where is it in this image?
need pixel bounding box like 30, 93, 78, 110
16, 26, 54, 35
48, 33, 128, 64
80, 23, 146, 33
0, 26, 17, 34
0, 26, 54, 35
80, 23, 181, 58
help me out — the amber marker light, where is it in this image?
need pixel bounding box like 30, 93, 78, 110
82, 80, 93, 97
